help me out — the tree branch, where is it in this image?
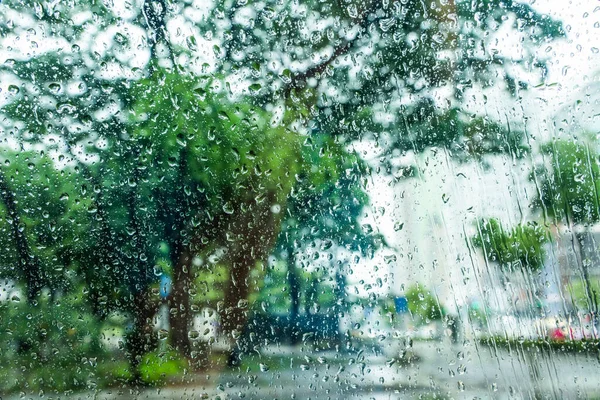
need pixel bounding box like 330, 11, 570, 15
285, 0, 378, 94
142, 0, 175, 73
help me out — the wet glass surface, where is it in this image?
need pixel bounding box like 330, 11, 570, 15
0, 0, 599, 398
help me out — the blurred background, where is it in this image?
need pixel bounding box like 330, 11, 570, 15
0, 0, 599, 398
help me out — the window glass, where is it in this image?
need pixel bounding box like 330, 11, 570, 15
0, 0, 599, 398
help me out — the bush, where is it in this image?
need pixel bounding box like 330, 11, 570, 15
405, 284, 444, 325
473, 218, 549, 272
139, 350, 187, 385
0, 289, 122, 394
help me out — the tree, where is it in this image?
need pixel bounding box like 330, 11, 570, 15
472, 217, 549, 319
0, 0, 565, 373
473, 218, 549, 273
129, 69, 308, 357
203, 0, 562, 158
405, 283, 444, 325
532, 139, 600, 327
273, 133, 385, 343
534, 140, 600, 226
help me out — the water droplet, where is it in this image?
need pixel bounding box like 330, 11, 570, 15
114, 32, 127, 44
223, 202, 234, 214
347, 4, 358, 18
157, 329, 169, 340
48, 82, 61, 94
249, 83, 261, 94
194, 87, 207, 101
186, 35, 198, 51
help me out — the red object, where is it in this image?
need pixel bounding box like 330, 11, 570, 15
550, 327, 565, 341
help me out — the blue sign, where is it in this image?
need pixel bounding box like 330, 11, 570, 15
395, 297, 408, 313
160, 275, 172, 299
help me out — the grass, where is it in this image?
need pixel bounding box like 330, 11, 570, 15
479, 336, 600, 354
0, 358, 132, 395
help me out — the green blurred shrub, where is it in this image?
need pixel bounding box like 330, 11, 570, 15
467, 302, 488, 327
139, 350, 187, 385
0, 288, 129, 394
405, 284, 444, 325
473, 218, 549, 272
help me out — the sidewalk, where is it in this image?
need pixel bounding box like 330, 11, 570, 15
6, 339, 600, 399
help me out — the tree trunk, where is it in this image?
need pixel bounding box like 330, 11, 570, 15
221, 194, 283, 366
128, 289, 158, 383
168, 243, 193, 358
573, 229, 599, 331
0, 169, 43, 302
287, 245, 301, 345
167, 227, 217, 369
222, 247, 256, 367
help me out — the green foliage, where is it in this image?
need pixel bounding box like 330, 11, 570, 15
393, 107, 529, 163
533, 139, 600, 225
279, 133, 384, 255
128, 69, 303, 210
473, 218, 549, 272
567, 279, 600, 310
0, 150, 91, 292
0, 289, 129, 394
139, 350, 187, 385
405, 284, 444, 324
479, 336, 600, 354
205, 0, 563, 157
271, 132, 383, 323
256, 261, 338, 315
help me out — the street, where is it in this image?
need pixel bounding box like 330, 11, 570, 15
11, 338, 600, 400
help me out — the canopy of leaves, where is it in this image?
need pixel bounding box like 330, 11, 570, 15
204, 0, 562, 160
473, 218, 549, 272
277, 133, 384, 257
73, 69, 308, 314
0, 150, 91, 292
405, 283, 444, 323
532, 139, 600, 226
129, 71, 303, 205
